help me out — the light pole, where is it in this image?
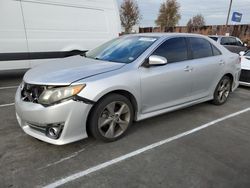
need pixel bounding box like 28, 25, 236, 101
226, 0, 233, 27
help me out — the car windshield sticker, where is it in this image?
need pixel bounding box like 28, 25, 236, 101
128, 57, 134, 61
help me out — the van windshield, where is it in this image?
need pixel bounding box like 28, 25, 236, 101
85, 36, 158, 64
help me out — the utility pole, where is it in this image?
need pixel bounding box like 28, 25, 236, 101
226, 0, 233, 26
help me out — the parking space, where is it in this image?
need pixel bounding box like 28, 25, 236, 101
64, 112, 250, 188
0, 70, 24, 106
0, 72, 250, 188
0, 70, 25, 88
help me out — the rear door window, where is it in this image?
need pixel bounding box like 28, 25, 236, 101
189, 37, 213, 59
229, 37, 237, 46
221, 37, 230, 45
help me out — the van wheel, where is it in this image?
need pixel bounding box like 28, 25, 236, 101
212, 76, 231, 105
88, 94, 134, 142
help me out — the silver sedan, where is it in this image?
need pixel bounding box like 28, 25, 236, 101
15, 33, 241, 145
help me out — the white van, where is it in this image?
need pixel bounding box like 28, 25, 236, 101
0, 0, 121, 71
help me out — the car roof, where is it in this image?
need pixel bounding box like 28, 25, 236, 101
208, 35, 220, 38
128, 32, 209, 39
208, 35, 237, 38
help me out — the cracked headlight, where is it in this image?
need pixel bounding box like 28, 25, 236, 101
38, 84, 86, 105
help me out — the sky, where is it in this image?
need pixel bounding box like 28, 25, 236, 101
117, 0, 250, 27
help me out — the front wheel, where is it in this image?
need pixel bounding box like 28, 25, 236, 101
88, 94, 134, 142
212, 76, 232, 105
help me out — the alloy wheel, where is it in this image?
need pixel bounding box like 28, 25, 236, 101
217, 78, 231, 103
98, 101, 131, 139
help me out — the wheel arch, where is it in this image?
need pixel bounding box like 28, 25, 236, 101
223, 73, 234, 91
86, 89, 139, 136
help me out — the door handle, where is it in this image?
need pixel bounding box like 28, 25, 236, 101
184, 66, 193, 72
219, 60, 225, 65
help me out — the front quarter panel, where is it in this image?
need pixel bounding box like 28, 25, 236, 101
73, 64, 141, 115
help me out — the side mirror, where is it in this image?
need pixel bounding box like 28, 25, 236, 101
148, 55, 168, 66
239, 51, 245, 56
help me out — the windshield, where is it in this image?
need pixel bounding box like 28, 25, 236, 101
85, 36, 158, 64
244, 51, 250, 56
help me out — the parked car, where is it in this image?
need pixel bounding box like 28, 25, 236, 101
239, 51, 250, 86
15, 33, 241, 145
209, 35, 248, 54
0, 0, 121, 71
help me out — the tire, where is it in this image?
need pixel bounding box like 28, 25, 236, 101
212, 76, 232, 105
88, 94, 134, 142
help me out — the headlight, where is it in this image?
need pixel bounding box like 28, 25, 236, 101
38, 84, 86, 105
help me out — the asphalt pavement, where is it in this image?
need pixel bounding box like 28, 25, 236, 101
0, 71, 250, 188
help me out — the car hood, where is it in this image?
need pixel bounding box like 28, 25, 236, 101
23, 56, 125, 85
241, 56, 250, 70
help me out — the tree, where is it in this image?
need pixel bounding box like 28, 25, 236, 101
120, 0, 141, 33
155, 0, 181, 31
187, 19, 193, 33
187, 14, 206, 32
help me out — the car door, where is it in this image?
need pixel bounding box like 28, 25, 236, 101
139, 37, 193, 114
187, 37, 225, 99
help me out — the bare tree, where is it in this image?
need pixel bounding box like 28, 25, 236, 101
187, 14, 206, 32
120, 0, 141, 33
187, 19, 193, 33
155, 0, 181, 31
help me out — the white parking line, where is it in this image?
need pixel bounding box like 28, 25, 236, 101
43, 107, 250, 188
0, 103, 15, 108
0, 86, 18, 90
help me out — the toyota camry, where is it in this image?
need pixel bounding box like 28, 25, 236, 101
15, 33, 241, 145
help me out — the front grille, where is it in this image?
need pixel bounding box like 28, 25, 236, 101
21, 83, 46, 103
240, 70, 250, 83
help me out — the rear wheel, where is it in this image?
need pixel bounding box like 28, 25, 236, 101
88, 94, 134, 142
212, 76, 231, 105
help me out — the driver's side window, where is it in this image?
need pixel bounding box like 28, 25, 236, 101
152, 37, 188, 63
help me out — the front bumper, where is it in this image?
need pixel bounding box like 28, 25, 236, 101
15, 86, 92, 145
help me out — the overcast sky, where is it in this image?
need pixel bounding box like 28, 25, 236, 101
117, 0, 250, 27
